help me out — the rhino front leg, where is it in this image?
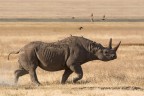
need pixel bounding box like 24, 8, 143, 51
61, 69, 73, 84
69, 65, 83, 83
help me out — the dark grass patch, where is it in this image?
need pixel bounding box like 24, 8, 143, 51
72, 86, 144, 91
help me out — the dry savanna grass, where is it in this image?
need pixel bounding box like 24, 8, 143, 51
0, 22, 144, 96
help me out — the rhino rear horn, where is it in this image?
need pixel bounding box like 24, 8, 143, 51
113, 41, 121, 51
109, 38, 112, 49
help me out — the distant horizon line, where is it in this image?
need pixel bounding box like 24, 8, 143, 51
0, 18, 144, 22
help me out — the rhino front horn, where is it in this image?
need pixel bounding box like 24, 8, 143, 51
113, 41, 121, 51
109, 38, 112, 49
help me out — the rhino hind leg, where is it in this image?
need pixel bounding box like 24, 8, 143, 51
69, 65, 83, 83
29, 68, 40, 86
61, 69, 73, 84
14, 68, 28, 84
18, 55, 40, 86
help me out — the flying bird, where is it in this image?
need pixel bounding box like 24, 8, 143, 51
79, 27, 83, 30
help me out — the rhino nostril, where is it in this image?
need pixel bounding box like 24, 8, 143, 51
111, 54, 115, 58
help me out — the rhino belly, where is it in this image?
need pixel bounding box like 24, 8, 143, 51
36, 48, 66, 71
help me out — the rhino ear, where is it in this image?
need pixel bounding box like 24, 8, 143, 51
113, 41, 121, 51
108, 38, 112, 49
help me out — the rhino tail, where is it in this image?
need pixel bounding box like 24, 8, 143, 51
8, 50, 20, 60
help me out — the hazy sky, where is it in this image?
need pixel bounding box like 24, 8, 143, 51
0, 0, 143, 18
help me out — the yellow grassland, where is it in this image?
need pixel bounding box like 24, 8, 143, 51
0, 22, 144, 96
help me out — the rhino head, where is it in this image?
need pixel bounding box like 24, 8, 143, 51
91, 38, 121, 61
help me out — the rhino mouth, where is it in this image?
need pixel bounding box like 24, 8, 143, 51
101, 56, 117, 61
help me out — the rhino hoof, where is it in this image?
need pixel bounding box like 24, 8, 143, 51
33, 82, 41, 87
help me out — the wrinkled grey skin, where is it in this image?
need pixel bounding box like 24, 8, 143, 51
8, 36, 121, 86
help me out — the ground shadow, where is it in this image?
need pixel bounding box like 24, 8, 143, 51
72, 86, 144, 91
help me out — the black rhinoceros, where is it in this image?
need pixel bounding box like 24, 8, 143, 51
8, 36, 121, 86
